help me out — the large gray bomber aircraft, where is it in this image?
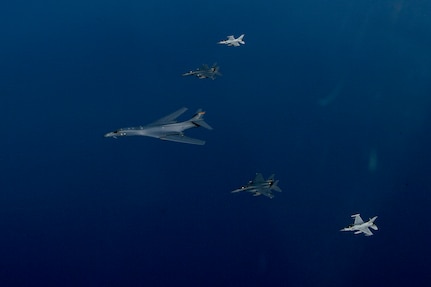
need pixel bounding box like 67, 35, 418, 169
104, 107, 212, 145
231, 173, 282, 199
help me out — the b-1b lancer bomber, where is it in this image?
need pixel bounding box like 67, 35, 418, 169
218, 34, 245, 47
231, 173, 282, 199
104, 107, 213, 145
340, 214, 378, 236
182, 64, 221, 80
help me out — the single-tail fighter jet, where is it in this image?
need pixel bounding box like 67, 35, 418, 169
218, 34, 245, 47
340, 214, 378, 236
182, 63, 221, 80
104, 107, 213, 145
231, 173, 282, 199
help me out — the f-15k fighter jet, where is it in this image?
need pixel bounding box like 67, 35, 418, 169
340, 214, 378, 236
231, 173, 282, 199
182, 63, 221, 80
218, 34, 245, 47
104, 107, 212, 145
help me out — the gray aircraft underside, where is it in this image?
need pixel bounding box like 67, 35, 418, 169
232, 173, 282, 199
104, 107, 213, 145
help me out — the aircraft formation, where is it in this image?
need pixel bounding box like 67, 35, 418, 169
105, 33, 378, 236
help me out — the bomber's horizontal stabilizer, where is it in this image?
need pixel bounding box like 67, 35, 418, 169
193, 119, 213, 130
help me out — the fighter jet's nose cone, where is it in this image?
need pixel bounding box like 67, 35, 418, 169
104, 132, 114, 138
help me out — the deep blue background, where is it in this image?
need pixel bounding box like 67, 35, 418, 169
1, 0, 431, 286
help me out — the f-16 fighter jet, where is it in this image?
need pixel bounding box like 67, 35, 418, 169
218, 34, 245, 47
340, 214, 378, 236
104, 107, 213, 145
182, 63, 221, 80
231, 173, 282, 199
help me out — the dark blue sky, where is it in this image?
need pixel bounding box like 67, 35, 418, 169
1, 1, 430, 286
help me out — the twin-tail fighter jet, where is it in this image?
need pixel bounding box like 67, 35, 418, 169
340, 214, 378, 236
182, 63, 221, 80
218, 34, 245, 47
104, 107, 213, 145
231, 173, 282, 199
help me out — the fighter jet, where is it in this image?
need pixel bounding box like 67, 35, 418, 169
182, 63, 221, 80
104, 107, 213, 145
340, 214, 378, 236
218, 34, 245, 47
231, 173, 282, 199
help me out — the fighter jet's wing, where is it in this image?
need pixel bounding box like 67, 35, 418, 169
161, 134, 205, 145
361, 227, 373, 236
200, 64, 210, 71
152, 107, 188, 125
257, 189, 274, 198
231, 42, 240, 47
352, 214, 364, 225
253, 173, 265, 184
227, 35, 235, 40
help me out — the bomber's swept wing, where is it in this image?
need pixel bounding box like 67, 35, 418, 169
151, 107, 188, 126
352, 214, 364, 225
161, 134, 205, 145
